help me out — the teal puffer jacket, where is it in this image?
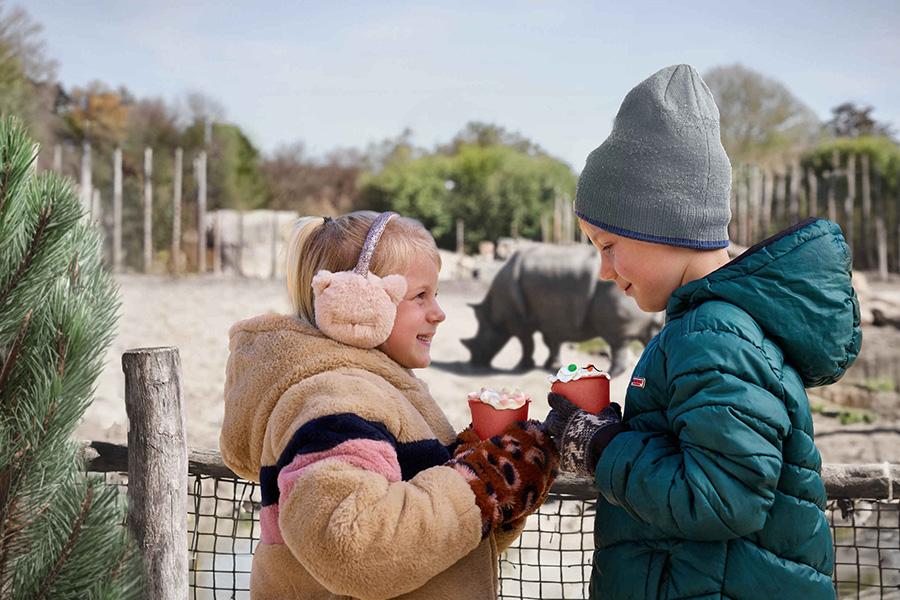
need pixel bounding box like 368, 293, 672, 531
591, 219, 861, 599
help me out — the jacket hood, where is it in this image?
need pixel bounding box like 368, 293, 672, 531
667, 218, 862, 387
219, 313, 441, 480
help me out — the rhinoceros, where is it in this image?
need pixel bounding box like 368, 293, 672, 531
461, 243, 661, 376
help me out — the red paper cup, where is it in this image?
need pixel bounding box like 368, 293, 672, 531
550, 376, 610, 414
468, 398, 530, 440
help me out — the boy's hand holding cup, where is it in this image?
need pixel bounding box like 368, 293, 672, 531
543, 364, 624, 478
548, 363, 610, 414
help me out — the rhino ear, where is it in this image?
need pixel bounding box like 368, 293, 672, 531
311, 270, 334, 296
380, 274, 407, 304
468, 302, 486, 319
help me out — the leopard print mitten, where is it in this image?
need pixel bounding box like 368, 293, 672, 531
449, 424, 482, 458
447, 420, 559, 538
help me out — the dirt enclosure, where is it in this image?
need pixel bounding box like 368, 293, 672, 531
79, 270, 900, 465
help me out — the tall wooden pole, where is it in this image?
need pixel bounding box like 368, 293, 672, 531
861, 153, 873, 270
788, 161, 801, 223
195, 152, 208, 273
172, 148, 183, 275
214, 210, 223, 275
761, 169, 774, 237
845, 154, 856, 264
806, 168, 818, 218
774, 170, 786, 232
143, 147, 153, 273
91, 188, 102, 225
122, 347, 188, 600
828, 150, 839, 223
52, 144, 62, 173
80, 141, 92, 217
113, 147, 123, 273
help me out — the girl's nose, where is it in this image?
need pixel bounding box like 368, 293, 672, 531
430, 300, 446, 324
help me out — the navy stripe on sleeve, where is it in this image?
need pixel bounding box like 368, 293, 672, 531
259, 413, 452, 506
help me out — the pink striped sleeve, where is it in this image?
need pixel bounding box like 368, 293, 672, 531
278, 438, 402, 500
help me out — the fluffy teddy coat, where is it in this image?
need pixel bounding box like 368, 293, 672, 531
220, 314, 523, 599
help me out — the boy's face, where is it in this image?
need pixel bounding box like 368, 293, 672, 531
579, 220, 695, 312
378, 254, 446, 369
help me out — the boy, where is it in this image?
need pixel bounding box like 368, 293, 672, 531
544, 64, 861, 599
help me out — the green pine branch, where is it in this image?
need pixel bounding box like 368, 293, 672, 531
0, 117, 142, 599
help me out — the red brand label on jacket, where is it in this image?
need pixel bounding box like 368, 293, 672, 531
631, 377, 646, 388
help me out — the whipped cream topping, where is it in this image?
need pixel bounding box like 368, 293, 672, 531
467, 387, 530, 410
548, 363, 610, 384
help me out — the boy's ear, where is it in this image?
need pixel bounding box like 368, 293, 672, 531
380, 274, 407, 305
311, 270, 334, 296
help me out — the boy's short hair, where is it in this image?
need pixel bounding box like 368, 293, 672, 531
575, 64, 732, 249
286, 211, 440, 324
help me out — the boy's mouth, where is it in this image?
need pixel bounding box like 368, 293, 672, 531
624, 283, 633, 295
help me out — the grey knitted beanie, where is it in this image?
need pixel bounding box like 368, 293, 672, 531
575, 64, 732, 249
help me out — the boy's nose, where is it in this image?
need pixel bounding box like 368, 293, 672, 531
598, 257, 616, 281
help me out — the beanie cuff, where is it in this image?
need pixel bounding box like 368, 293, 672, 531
575, 211, 729, 250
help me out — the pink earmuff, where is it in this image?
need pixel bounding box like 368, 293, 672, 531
312, 212, 408, 348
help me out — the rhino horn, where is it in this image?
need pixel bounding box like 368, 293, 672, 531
460, 337, 474, 350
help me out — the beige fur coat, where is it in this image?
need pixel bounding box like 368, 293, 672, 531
220, 314, 521, 599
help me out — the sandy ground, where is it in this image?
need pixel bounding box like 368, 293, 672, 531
79, 272, 900, 465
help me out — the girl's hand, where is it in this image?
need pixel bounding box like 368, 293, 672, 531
450, 425, 482, 458
447, 420, 559, 538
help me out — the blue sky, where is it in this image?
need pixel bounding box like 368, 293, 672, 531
27, 0, 900, 170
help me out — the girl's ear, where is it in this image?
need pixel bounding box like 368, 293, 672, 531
311, 270, 334, 296
380, 274, 407, 305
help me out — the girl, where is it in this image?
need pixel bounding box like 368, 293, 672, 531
220, 211, 558, 599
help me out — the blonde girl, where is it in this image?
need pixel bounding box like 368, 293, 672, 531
220, 211, 558, 600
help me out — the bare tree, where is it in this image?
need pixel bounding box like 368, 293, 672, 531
704, 64, 821, 163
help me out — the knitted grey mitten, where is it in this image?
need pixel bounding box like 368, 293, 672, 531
543, 393, 625, 478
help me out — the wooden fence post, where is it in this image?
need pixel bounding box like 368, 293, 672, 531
788, 161, 801, 223
456, 218, 465, 254
861, 153, 873, 269
113, 147, 123, 273
749, 165, 762, 243
761, 169, 774, 237
828, 150, 839, 223
774, 170, 786, 232
806, 167, 818, 218
270, 211, 279, 279
195, 152, 208, 273
877, 216, 888, 281
80, 141, 92, 217
845, 153, 856, 261
172, 148, 183, 275
238, 210, 245, 277
91, 188, 102, 225
122, 347, 188, 600
52, 144, 62, 173
143, 147, 153, 273
214, 210, 223, 275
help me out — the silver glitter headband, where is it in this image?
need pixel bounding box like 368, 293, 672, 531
352, 212, 397, 276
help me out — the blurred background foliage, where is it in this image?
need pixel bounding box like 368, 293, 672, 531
1, 2, 896, 252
